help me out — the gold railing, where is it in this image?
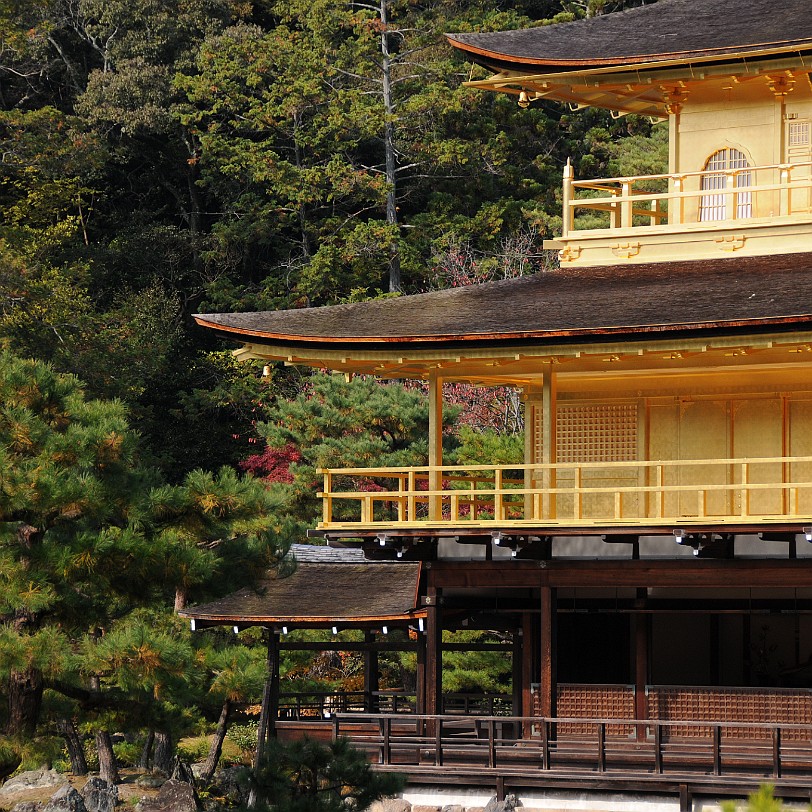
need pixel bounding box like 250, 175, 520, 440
317, 456, 812, 528
561, 161, 812, 236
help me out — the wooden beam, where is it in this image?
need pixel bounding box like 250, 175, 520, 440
279, 641, 417, 652
427, 559, 812, 589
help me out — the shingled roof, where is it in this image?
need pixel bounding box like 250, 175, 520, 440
195, 252, 812, 351
446, 0, 812, 72
180, 561, 423, 627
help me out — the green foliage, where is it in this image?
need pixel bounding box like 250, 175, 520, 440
176, 736, 212, 763
451, 427, 524, 466
112, 739, 143, 767
226, 722, 258, 760
720, 785, 793, 812
441, 631, 512, 694
252, 737, 405, 812
0, 350, 285, 754
253, 373, 458, 524
0, 736, 22, 779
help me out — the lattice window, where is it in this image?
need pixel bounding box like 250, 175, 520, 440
699, 148, 752, 221
556, 404, 638, 464
789, 120, 811, 147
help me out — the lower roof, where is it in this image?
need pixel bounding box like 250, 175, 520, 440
179, 560, 423, 627
195, 252, 812, 352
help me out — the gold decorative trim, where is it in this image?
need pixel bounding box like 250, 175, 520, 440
559, 244, 582, 262
714, 235, 746, 251
612, 241, 641, 259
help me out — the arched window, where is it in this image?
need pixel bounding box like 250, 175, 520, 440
699, 148, 752, 221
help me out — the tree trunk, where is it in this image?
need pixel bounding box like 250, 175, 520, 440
6, 667, 43, 738
153, 730, 173, 775
379, 0, 401, 293
139, 730, 155, 770
199, 700, 230, 784
58, 719, 88, 776
174, 586, 188, 613
95, 730, 120, 785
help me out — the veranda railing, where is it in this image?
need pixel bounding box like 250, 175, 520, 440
561, 160, 812, 236
332, 713, 812, 778
318, 455, 812, 528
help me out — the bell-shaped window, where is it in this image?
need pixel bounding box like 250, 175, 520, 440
699, 148, 752, 221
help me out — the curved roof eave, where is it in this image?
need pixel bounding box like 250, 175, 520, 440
444, 0, 812, 73
194, 254, 812, 360
446, 37, 812, 73
194, 313, 812, 352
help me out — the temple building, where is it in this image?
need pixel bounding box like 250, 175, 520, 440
182, 0, 812, 807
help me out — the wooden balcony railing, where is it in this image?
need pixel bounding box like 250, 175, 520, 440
317, 455, 812, 529
277, 691, 511, 720
561, 160, 812, 237
332, 712, 812, 779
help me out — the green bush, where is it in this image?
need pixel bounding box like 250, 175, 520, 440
17, 737, 66, 772
721, 785, 792, 812
177, 738, 210, 763
226, 724, 258, 760
250, 737, 405, 812
113, 740, 143, 767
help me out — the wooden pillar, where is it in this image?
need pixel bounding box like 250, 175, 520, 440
521, 612, 534, 737
511, 627, 522, 718
523, 388, 543, 520
249, 628, 280, 808
633, 612, 650, 740
425, 586, 443, 716
428, 374, 444, 521
540, 586, 557, 719
416, 627, 426, 715
709, 615, 720, 686
541, 365, 557, 520
363, 630, 379, 713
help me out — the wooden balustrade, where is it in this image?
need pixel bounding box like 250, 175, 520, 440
333, 712, 812, 780
316, 455, 812, 529
564, 160, 812, 233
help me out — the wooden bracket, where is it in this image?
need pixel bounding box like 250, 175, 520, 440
612, 241, 641, 259
715, 234, 746, 251
559, 244, 582, 262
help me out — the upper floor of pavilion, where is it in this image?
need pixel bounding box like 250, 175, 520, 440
448, 0, 812, 267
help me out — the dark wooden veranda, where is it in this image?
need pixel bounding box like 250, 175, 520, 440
274, 711, 812, 810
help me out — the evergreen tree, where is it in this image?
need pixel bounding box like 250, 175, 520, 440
0, 351, 285, 764
246, 373, 458, 525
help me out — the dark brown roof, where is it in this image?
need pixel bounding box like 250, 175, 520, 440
446, 0, 812, 71
195, 252, 812, 351
180, 562, 422, 626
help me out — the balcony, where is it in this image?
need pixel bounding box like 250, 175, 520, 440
317, 455, 812, 533
546, 161, 812, 266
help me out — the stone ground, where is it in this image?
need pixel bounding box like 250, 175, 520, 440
0, 772, 161, 810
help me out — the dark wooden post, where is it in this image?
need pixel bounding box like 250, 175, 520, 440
363, 630, 379, 713
633, 613, 650, 741
425, 586, 443, 718
249, 628, 280, 808
416, 622, 426, 715
512, 626, 523, 721
709, 614, 720, 685
521, 612, 534, 738
540, 586, 557, 719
